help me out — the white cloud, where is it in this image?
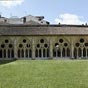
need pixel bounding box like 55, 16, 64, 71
0, 0, 24, 8
55, 13, 86, 25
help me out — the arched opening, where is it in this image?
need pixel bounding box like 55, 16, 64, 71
62, 48, 65, 57
7, 49, 14, 58
0, 39, 14, 59
74, 48, 77, 59
4, 49, 6, 58
25, 49, 28, 57
53, 38, 70, 58
8, 49, 10, 58
17, 39, 32, 59
67, 48, 70, 57
57, 48, 61, 57
29, 49, 32, 57
83, 48, 86, 57
11, 49, 14, 58
22, 49, 24, 58
18, 49, 20, 58
0, 49, 2, 58
35, 38, 49, 58
35, 49, 38, 57
78, 48, 81, 57
43, 49, 45, 57
39, 49, 41, 57
74, 38, 88, 59
53, 49, 56, 57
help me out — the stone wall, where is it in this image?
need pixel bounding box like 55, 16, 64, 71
0, 35, 88, 60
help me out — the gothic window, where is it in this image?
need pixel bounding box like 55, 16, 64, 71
74, 38, 88, 58
53, 38, 70, 58
0, 39, 14, 59
17, 38, 32, 58
35, 38, 49, 58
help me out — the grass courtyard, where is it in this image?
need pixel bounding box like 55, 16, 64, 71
0, 60, 88, 88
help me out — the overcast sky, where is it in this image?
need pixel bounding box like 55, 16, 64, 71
0, 0, 88, 24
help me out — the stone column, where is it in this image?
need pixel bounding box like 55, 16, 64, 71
14, 39, 17, 60
61, 48, 62, 58
37, 49, 39, 58
49, 39, 53, 59
81, 48, 83, 58
28, 49, 29, 58
45, 49, 47, 57
71, 39, 74, 59
32, 38, 35, 60
6, 49, 8, 59
2, 49, 4, 59
41, 49, 43, 58
77, 48, 78, 59
86, 49, 87, 58
65, 48, 67, 57
24, 48, 26, 59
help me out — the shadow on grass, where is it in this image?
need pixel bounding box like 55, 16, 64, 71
0, 59, 17, 65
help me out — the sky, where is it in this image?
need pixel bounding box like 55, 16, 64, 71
0, 0, 88, 24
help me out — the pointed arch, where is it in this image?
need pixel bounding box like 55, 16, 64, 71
67, 48, 70, 57
17, 38, 32, 59
62, 48, 65, 57
35, 38, 49, 58
83, 48, 86, 57
53, 37, 71, 58
78, 48, 81, 57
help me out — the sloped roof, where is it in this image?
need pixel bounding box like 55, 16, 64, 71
0, 24, 88, 36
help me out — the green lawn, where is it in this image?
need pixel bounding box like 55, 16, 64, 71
0, 60, 88, 88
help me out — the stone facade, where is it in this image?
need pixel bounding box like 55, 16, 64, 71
0, 35, 88, 60
0, 15, 88, 60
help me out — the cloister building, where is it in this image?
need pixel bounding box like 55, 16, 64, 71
0, 15, 88, 60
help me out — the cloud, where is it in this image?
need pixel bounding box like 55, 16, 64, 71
55, 13, 86, 25
0, 0, 24, 8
